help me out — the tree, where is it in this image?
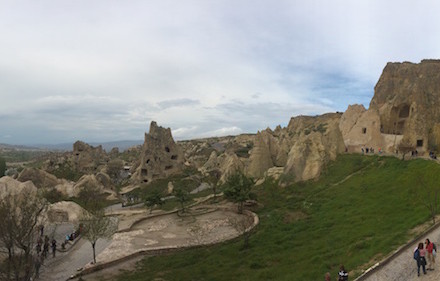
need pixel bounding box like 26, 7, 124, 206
223, 173, 255, 214
77, 184, 104, 211
106, 159, 123, 183
412, 171, 440, 224
144, 190, 164, 214
0, 156, 6, 177
173, 187, 190, 213
79, 207, 117, 264
0, 187, 47, 281
398, 139, 415, 160
228, 216, 253, 249
208, 169, 221, 202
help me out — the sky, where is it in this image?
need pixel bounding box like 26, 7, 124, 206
1, 0, 440, 145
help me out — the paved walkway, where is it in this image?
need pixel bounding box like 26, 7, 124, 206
360, 226, 440, 281
38, 238, 111, 281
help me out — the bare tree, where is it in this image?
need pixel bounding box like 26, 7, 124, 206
228, 215, 253, 249
412, 172, 440, 224
79, 207, 117, 264
398, 139, 415, 160
0, 187, 47, 281
208, 169, 221, 202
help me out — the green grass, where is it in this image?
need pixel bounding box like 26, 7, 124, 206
114, 154, 439, 281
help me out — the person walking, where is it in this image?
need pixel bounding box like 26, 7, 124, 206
51, 239, 57, 258
425, 238, 435, 270
338, 265, 348, 281
325, 272, 331, 281
415, 242, 427, 276
34, 254, 41, 279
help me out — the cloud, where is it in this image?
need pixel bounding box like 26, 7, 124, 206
1, 0, 440, 144
157, 99, 200, 110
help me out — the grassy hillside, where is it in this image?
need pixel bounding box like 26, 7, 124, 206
112, 154, 439, 281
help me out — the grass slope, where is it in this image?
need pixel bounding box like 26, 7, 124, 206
113, 154, 439, 281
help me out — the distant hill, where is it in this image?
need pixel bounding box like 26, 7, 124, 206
35, 140, 143, 152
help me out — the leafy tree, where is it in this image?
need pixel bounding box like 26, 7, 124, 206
223, 173, 256, 214
77, 184, 104, 210
0, 188, 47, 280
79, 207, 117, 264
144, 190, 164, 214
0, 156, 6, 177
106, 159, 123, 182
173, 187, 190, 213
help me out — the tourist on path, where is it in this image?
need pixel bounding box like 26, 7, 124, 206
425, 238, 435, 270
415, 242, 427, 276
338, 265, 348, 281
325, 272, 331, 281
51, 239, 57, 258
34, 254, 41, 279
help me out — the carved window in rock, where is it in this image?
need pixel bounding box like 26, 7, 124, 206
146, 159, 150, 164
417, 139, 423, 147
165, 146, 170, 153
399, 105, 410, 118
362, 128, 367, 134
141, 168, 148, 176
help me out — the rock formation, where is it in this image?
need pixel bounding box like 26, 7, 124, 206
284, 113, 346, 181
17, 167, 60, 188
46, 201, 87, 223
132, 121, 184, 184
341, 60, 440, 154
370, 60, 440, 153
0, 176, 38, 199
71, 141, 108, 173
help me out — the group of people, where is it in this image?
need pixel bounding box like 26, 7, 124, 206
414, 238, 436, 276
361, 147, 376, 154
33, 227, 57, 279
324, 265, 348, 281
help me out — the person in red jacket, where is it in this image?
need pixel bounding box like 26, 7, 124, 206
425, 238, 435, 270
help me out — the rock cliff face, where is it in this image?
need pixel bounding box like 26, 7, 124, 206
244, 113, 345, 182
284, 113, 346, 181
341, 60, 440, 154
132, 121, 184, 184
370, 60, 440, 152
71, 141, 108, 173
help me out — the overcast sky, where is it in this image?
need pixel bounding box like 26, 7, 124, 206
1, 0, 439, 145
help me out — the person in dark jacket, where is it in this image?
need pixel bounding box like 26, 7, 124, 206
338, 265, 348, 281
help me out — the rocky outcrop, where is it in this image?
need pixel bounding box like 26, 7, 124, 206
284, 113, 346, 181
218, 151, 244, 182
46, 201, 87, 223
340, 60, 440, 154
0, 176, 38, 199
16, 168, 60, 188
339, 104, 393, 152
71, 141, 108, 173
199, 151, 244, 183
246, 129, 290, 178
132, 121, 184, 184
370, 60, 440, 153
